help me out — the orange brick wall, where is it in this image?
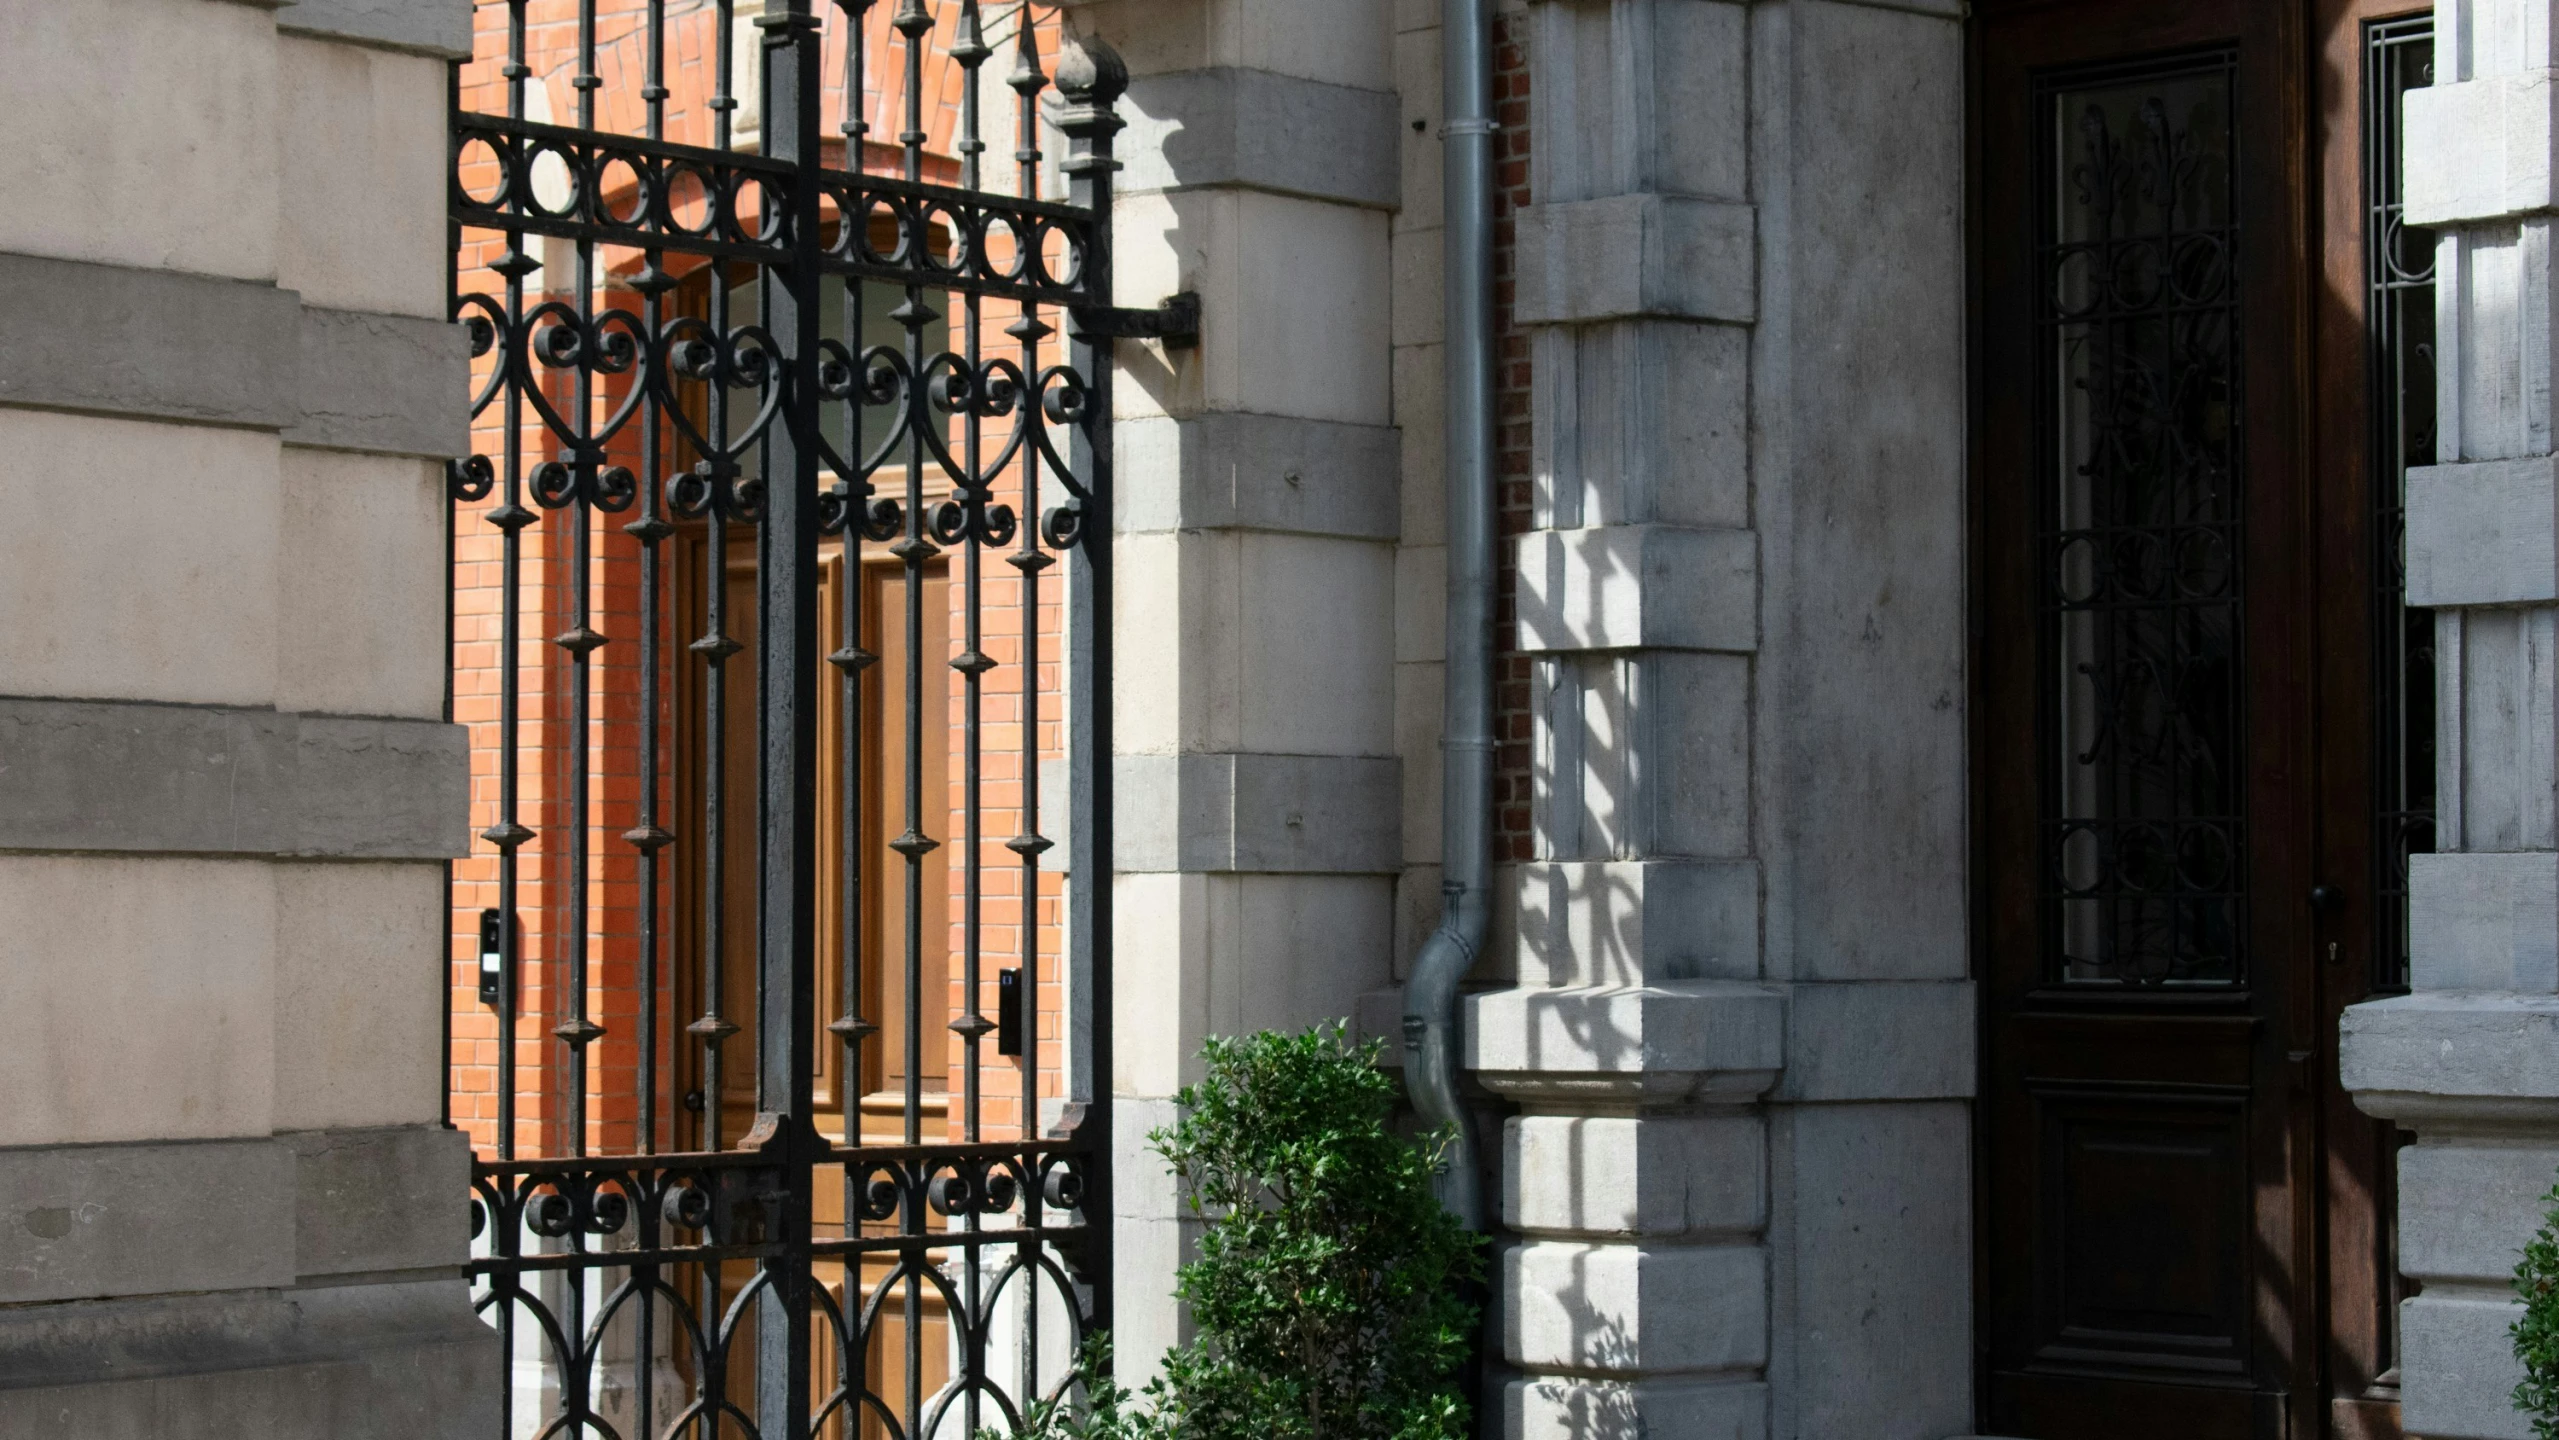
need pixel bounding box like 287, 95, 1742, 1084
451, 0, 1072, 1162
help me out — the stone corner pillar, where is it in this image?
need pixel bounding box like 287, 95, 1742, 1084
2340, 1, 2559, 1435
1454, 0, 1971, 1436
0, 0, 491, 1433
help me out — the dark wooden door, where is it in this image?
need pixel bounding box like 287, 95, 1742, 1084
1972, 0, 2415, 1433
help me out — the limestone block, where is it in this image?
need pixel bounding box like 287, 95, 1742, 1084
1779, 1102, 1974, 1438
2399, 1141, 2559, 1284
278, 0, 475, 59
273, 864, 445, 1131
1514, 858, 1761, 986
286, 1125, 473, 1279
0, 857, 277, 1147
1214, 873, 1397, 1037
2406, 73, 2559, 229
2442, 606, 2559, 851
1116, 752, 1401, 873
278, 37, 448, 318
1109, 189, 1392, 426
1532, 321, 1750, 531
0, 254, 298, 431
1398, 544, 1448, 663
1466, 981, 1785, 1102
0, 410, 279, 707
1114, 411, 1400, 540
1111, 871, 1395, 1094
1113, 872, 1210, 1099
1116, 68, 1400, 210
1069, 0, 1394, 92
1527, 0, 1747, 206
1395, 342, 1447, 544
2440, 222, 2558, 464
1508, 1376, 1768, 1440
1112, 530, 1398, 758
1392, 28, 1444, 234
1771, 982, 1975, 1102
1514, 524, 1758, 653
277, 450, 446, 720
0, 1280, 497, 1436
2409, 458, 2559, 608
2409, 457, 2559, 606
2343, 991, 2559, 1117
1112, 1096, 1186, 1224
1533, 651, 1753, 862
2402, 1288, 2534, 1440
1504, 1239, 1768, 1373
1392, 222, 1445, 348
0, 700, 467, 862
285, 307, 473, 458
1504, 1112, 1765, 1238
1397, 661, 1445, 865
0, 0, 279, 281
2411, 851, 2559, 992
1515, 195, 1757, 326
0, 1137, 294, 1304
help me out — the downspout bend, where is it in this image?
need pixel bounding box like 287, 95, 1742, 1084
1402, 0, 1494, 1234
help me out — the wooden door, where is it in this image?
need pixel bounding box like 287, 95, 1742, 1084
1973, 0, 2356, 1433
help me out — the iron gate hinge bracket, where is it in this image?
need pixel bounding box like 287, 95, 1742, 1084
1071, 291, 1200, 349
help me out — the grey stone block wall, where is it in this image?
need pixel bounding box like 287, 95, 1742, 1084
0, 0, 488, 1432
2338, 0, 2559, 1435
1455, 0, 1971, 1436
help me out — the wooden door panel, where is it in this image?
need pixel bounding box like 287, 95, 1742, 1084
1995, 1372, 2266, 1440
2031, 1085, 2253, 1374
1975, 0, 2321, 1433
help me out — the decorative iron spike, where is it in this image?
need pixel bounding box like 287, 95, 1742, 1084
623, 514, 676, 543
828, 1015, 881, 1041
553, 625, 609, 657
1009, 14, 1046, 95
481, 822, 536, 849
889, 829, 941, 857
888, 535, 941, 562
827, 644, 880, 672
485, 503, 539, 532
1006, 548, 1055, 573
554, 1018, 608, 1047
949, 1013, 996, 1039
621, 825, 676, 853
689, 632, 745, 661
1004, 833, 1053, 856
686, 1015, 742, 1042
950, 648, 997, 676
948, 1, 989, 66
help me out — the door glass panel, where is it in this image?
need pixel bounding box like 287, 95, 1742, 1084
2041, 52, 2246, 986
2367, 15, 2436, 996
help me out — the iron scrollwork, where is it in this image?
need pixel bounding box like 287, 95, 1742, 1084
2037, 53, 2248, 986
448, 1, 1123, 1436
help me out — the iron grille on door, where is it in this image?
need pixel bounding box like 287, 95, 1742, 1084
444, 3, 1124, 1434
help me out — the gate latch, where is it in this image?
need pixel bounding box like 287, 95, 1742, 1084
1071, 291, 1201, 350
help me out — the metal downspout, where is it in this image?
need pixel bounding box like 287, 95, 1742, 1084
1403, 0, 1493, 1232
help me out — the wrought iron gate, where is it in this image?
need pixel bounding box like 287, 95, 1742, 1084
445, 3, 1143, 1434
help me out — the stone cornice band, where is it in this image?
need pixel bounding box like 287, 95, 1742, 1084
0, 697, 468, 862
0, 252, 467, 461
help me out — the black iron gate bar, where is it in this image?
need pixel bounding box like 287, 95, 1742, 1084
446, 2, 1143, 1435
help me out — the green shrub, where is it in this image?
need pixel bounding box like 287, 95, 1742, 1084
1007, 1024, 1481, 1440
2517, 1178, 2559, 1435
